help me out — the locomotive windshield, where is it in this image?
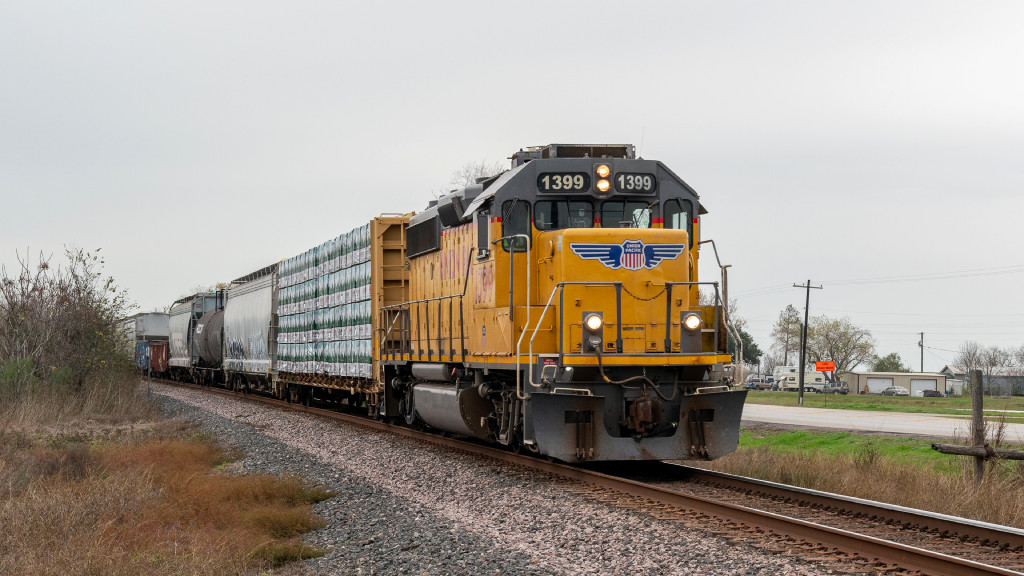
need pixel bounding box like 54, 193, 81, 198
534, 200, 594, 231
600, 200, 654, 229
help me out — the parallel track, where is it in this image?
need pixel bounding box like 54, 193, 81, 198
157, 378, 1024, 575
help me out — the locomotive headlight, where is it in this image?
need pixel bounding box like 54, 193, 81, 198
680, 310, 703, 353
595, 179, 611, 193
595, 164, 611, 178
683, 313, 702, 331
582, 312, 604, 352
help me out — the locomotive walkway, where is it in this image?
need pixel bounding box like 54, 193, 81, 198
741, 403, 1024, 441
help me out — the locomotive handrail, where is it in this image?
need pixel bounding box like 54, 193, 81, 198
698, 239, 744, 382
378, 247, 476, 364
527, 283, 565, 390
379, 293, 467, 361
525, 280, 726, 391
492, 234, 533, 401
380, 308, 405, 357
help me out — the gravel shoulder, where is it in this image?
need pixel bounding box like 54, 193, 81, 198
152, 382, 832, 576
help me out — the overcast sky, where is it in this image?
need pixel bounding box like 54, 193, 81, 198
3, 1, 1023, 373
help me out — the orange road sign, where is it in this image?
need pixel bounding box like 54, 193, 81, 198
816, 361, 835, 371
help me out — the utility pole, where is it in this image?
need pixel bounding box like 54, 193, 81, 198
970, 369, 985, 483
793, 280, 823, 406
919, 332, 924, 373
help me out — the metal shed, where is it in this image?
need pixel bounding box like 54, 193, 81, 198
838, 371, 948, 396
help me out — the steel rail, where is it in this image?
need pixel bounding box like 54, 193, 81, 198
661, 463, 1024, 553
156, 379, 1023, 576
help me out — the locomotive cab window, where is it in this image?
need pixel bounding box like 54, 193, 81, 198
600, 200, 654, 229
534, 200, 594, 231
501, 199, 531, 252
664, 199, 694, 246
476, 210, 490, 258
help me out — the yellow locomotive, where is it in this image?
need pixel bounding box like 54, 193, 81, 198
374, 144, 746, 461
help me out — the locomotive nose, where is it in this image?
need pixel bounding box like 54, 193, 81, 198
541, 228, 691, 355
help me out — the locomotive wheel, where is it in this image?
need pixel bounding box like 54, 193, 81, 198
510, 432, 524, 454
288, 385, 299, 404
399, 388, 417, 427
368, 396, 382, 419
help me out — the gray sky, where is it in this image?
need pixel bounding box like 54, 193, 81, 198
3, 1, 1023, 372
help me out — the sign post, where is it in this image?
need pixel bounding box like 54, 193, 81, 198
816, 361, 835, 407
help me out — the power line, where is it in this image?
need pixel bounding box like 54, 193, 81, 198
925, 348, 951, 365
923, 344, 962, 354
734, 264, 1024, 297
812, 307, 1024, 318
822, 264, 1024, 285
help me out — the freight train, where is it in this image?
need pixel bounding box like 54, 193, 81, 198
151, 144, 746, 462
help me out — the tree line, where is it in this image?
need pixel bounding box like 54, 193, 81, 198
728, 302, 1024, 386
728, 304, 924, 382
951, 341, 1024, 378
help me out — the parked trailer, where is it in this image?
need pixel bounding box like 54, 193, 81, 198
780, 371, 827, 392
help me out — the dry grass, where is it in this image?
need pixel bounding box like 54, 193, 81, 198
697, 441, 1024, 528
0, 424, 332, 576
1, 373, 159, 430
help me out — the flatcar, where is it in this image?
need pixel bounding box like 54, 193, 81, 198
167, 144, 746, 462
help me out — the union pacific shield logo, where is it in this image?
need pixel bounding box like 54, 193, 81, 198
621, 240, 645, 270
570, 240, 686, 271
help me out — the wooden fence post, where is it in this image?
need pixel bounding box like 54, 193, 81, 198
970, 369, 985, 483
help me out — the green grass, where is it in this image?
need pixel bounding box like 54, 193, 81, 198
744, 390, 1024, 417
738, 427, 966, 475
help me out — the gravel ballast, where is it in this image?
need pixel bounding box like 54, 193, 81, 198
152, 382, 832, 576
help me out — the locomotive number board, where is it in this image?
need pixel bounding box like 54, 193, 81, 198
537, 172, 590, 193
614, 173, 657, 194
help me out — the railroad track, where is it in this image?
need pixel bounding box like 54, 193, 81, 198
156, 378, 1024, 575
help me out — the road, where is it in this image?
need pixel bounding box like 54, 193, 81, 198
741, 403, 1024, 442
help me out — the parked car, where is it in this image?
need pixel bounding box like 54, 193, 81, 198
825, 382, 849, 395
747, 377, 772, 390
881, 386, 910, 396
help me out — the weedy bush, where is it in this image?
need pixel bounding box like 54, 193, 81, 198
0, 248, 154, 426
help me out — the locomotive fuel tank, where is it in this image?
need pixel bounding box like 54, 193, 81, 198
406, 364, 493, 440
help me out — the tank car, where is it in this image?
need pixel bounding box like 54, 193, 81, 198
168, 291, 224, 384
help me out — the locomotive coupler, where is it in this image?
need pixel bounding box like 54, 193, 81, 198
627, 391, 663, 438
